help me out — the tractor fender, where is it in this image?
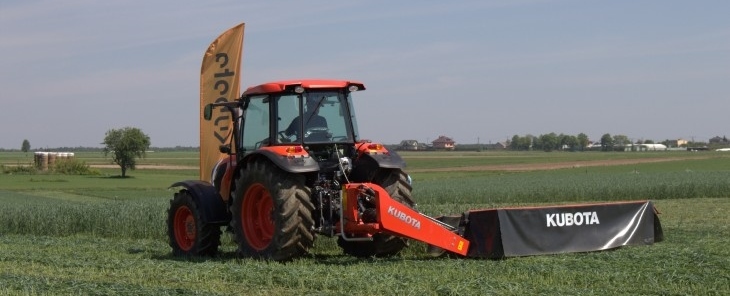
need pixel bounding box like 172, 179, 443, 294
353, 141, 406, 169
357, 151, 406, 169
242, 148, 320, 174
349, 147, 407, 182
169, 180, 230, 225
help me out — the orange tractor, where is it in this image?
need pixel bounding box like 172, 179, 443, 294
167, 79, 469, 261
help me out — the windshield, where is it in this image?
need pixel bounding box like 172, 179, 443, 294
277, 91, 354, 144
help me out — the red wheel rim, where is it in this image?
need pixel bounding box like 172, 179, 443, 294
242, 183, 275, 251
173, 206, 196, 251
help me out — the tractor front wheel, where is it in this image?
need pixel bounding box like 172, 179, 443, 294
231, 159, 315, 261
167, 191, 222, 256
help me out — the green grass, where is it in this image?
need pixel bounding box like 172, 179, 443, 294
0, 198, 727, 295
0, 151, 729, 295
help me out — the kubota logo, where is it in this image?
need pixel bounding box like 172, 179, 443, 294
546, 211, 600, 227
387, 206, 421, 230
211, 52, 236, 144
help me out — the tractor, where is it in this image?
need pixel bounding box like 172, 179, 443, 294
166, 79, 466, 261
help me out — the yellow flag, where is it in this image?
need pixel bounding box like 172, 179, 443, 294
200, 23, 244, 182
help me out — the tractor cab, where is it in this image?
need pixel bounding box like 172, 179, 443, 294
238, 81, 362, 151
230, 80, 373, 174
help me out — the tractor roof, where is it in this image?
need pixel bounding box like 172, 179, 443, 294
241, 79, 365, 97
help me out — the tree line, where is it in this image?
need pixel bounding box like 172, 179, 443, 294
510, 133, 587, 152
509, 133, 714, 152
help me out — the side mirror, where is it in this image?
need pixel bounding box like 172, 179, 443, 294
203, 104, 214, 120
218, 144, 231, 154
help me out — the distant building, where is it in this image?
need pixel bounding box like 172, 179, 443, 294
485, 141, 508, 150
638, 144, 667, 151
665, 139, 688, 147
709, 136, 729, 144
586, 142, 603, 151
398, 140, 419, 151
432, 135, 455, 150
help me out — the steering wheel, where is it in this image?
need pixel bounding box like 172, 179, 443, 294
278, 131, 292, 143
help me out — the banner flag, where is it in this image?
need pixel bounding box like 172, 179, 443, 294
199, 23, 244, 182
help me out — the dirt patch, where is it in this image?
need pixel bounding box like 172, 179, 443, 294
408, 156, 710, 173
86, 156, 711, 172
90, 164, 198, 170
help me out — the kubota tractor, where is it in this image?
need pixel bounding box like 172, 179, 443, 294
167, 79, 470, 261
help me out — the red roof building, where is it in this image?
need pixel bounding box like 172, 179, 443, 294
432, 135, 455, 150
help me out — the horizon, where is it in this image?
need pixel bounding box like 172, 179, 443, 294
5, 133, 727, 152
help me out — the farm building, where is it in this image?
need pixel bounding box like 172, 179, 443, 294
638, 143, 667, 151
484, 141, 509, 150
709, 136, 729, 144
432, 135, 455, 150
618, 144, 667, 151
398, 140, 419, 151
665, 139, 688, 147
397, 140, 432, 151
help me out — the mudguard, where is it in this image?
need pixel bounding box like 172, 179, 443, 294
169, 180, 230, 225
357, 151, 406, 169
355, 142, 406, 169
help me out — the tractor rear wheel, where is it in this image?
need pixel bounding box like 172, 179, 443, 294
167, 191, 222, 256
231, 158, 315, 261
338, 168, 414, 257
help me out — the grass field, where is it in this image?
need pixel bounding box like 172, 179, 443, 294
1, 151, 729, 295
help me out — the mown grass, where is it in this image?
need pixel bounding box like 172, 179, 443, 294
0, 198, 728, 295
0, 151, 729, 295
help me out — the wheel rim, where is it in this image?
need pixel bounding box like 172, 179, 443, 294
174, 206, 196, 251
242, 183, 275, 251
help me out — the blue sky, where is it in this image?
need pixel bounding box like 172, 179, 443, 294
1, 0, 729, 149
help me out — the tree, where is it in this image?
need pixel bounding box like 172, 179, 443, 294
577, 133, 589, 151
538, 133, 559, 152
560, 134, 579, 151
510, 134, 533, 151
102, 127, 151, 177
510, 135, 521, 151
21, 139, 30, 153
612, 134, 630, 148
600, 133, 613, 151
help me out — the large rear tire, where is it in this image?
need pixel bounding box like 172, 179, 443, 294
231, 158, 315, 261
167, 191, 222, 256
338, 168, 414, 257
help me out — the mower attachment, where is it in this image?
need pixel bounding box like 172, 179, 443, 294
340, 183, 470, 256
437, 200, 664, 259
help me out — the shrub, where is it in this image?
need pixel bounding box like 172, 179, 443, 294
1, 164, 37, 174
52, 159, 100, 175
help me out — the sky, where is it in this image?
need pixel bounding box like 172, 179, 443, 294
1, 0, 729, 149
